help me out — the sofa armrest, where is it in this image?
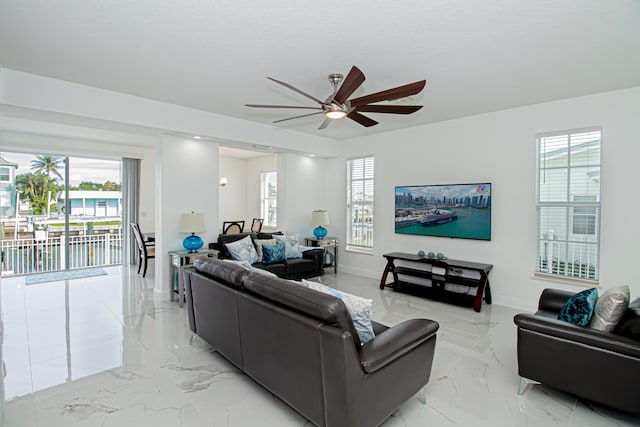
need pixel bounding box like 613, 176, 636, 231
538, 288, 575, 313
359, 319, 439, 373
514, 313, 640, 358
302, 248, 324, 274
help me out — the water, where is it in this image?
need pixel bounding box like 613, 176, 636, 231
396, 208, 491, 240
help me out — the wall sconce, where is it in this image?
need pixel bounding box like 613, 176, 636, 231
219, 177, 228, 187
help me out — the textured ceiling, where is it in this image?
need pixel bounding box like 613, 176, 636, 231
1, 0, 639, 141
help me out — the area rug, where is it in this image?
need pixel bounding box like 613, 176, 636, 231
25, 268, 108, 285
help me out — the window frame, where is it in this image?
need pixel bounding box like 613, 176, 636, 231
260, 170, 277, 228
535, 127, 601, 284
346, 155, 374, 254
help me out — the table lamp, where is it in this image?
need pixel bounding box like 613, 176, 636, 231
179, 211, 206, 252
311, 210, 330, 239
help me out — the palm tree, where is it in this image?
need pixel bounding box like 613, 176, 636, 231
31, 155, 64, 181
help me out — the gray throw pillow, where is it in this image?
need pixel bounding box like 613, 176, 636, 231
590, 285, 630, 331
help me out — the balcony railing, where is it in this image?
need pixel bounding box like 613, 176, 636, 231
1, 232, 123, 275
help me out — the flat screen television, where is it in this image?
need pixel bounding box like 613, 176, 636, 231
395, 183, 491, 241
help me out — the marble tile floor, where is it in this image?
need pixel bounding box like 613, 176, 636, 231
0, 266, 638, 427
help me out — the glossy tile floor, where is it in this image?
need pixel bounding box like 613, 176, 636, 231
1, 266, 638, 426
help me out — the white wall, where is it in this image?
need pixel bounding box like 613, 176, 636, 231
218, 156, 248, 232
155, 135, 219, 296
326, 87, 640, 311
277, 153, 327, 237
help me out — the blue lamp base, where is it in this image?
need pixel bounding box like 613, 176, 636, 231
183, 234, 203, 252
313, 226, 328, 239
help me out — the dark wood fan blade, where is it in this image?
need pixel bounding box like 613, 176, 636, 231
318, 118, 331, 130
246, 104, 322, 110
333, 66, 365, 104
355, 105, 423, 114
273, 111, 323, 123
267, 77, 324, 105
349, 80, 426, 107
347, 111, 378, 127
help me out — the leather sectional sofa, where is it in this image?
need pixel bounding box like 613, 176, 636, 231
514, 288, 640, 414
213, 232, 324, 280
184, 258, 440, 427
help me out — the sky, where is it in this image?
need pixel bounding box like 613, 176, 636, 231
0, 151, 121, 186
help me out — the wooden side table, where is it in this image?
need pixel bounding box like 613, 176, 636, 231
169, 248, 218, 307
305, 237, 338, 273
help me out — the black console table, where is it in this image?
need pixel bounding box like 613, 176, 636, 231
380, 252, 493, 312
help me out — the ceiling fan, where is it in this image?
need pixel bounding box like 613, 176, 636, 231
246, 66, 426, 130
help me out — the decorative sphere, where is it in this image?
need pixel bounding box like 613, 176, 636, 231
417, 250, 425, 258
436, 252, 445, 260
427, 252, 435, 259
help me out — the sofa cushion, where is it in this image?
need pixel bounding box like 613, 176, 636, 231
301, 279, 375, 345
225, 235, 259, 264
616, 298, 640, 341
590, 285, 630, 331
285, 258, 316, 275
558, 288, 598, 327
253, 262, 287, 277
243, 273, 363, 347
194, 258, 250, 288
262, 242, 286, 264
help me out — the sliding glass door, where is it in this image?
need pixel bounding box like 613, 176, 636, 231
0, 151, 123, 275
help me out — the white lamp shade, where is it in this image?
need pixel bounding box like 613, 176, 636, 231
311, 210, 330, 226
179, 212, 206, 233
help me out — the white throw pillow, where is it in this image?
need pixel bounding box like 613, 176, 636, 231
301, 279, 375, 345
225, 235, 259, 265
590, 284, 630, 331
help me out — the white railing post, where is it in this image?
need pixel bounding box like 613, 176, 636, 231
105, 232, 111, 265
60, 235, 66, 270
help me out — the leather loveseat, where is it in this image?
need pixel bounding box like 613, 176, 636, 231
513, 288, 640, 414
213, 232, 324, 280
184, 258, 440, 427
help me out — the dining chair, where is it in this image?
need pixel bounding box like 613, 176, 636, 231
222, 221, 245, 235
130, 223, 155, 277
250, 218, 264, 233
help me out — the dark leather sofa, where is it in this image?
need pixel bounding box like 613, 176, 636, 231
184, 258, 440, 427
213, 232, 324, 280
513, 288, 640, 414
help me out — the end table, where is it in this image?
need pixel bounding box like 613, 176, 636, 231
305, 237, 338, 273
169, 248, 218, 307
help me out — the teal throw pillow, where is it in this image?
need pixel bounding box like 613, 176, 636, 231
558, 288, 599, 327
262, 242, 286, 264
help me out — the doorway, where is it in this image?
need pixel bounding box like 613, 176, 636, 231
0, 151, 123, 275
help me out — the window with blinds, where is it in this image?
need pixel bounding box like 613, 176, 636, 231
347, 156, 374, 252
536, 128, 601, 282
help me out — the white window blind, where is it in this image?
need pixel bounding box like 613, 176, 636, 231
536, 128, 601, 281
347, 156, 374, 251
260, 171, 277, 227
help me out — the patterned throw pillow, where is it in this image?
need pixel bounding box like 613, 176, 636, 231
558, 288, 599, 327
590, 285, 630, 331
225, 235, 259, 265
254, 238, 276, 263
301, 279, 375, 345
262, 242, 286, 264
274, 234, 303, 259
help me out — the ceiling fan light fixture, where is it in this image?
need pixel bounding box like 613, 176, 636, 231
325, 110, 347, 119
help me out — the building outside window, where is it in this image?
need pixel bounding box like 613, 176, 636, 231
536, 128, 601, 281
347, 156, 374, 252
260, 171, 277, 227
